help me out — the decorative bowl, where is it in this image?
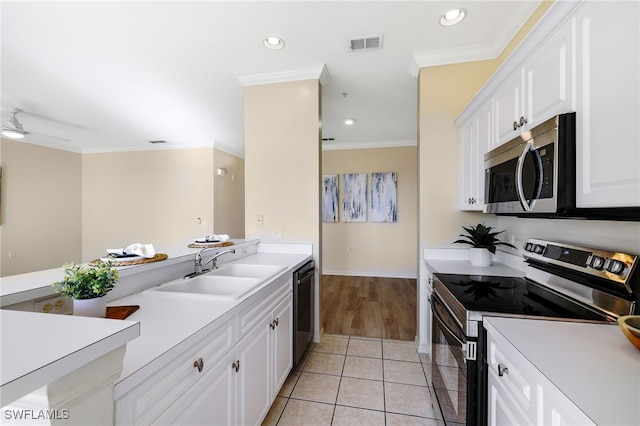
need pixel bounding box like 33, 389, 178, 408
617, 315, 640, 350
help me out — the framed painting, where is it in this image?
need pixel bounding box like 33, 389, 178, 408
342, 173, 367, 222
321, 174, 339, 222
371, 172, 397, 223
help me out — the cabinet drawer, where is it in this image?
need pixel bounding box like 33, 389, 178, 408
238, 277, 291, 336
487, 329, 538, 423
116, 318, 236, 425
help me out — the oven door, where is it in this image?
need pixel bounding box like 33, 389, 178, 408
431, 293, 477, 425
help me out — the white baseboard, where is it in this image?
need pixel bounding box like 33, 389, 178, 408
321, 270, 417, 279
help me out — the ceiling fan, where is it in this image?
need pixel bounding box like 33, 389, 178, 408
2, 107, 70, 144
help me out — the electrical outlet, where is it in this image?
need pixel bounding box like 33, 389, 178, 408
271, 229, 283, 240
34, 296, 71, 315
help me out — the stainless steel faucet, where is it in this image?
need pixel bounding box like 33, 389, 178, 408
193, 248, 235, 275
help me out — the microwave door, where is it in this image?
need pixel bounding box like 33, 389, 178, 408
515, 141, 544, 211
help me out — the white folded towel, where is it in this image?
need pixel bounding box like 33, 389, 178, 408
194, 234, 230, 243
107, 243, 156, 258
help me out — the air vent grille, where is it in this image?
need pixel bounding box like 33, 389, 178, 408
349, 35, 383, 52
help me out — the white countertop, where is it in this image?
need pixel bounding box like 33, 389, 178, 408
0, 310, 140, 407
0, 241, 312, 409
110, 251, 311, 399
0, 239, 258, 307
423, 247, 525, 277
484, 317, 640, 426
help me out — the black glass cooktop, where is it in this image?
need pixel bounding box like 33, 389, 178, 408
434, 273, 608, 321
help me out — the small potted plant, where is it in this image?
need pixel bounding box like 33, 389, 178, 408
453, 223, 517, 266
51, 261, 118, 317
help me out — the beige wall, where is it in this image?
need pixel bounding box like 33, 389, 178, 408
418, 62, 497, 248
214, 148, 245, 238
322, 146, 417, 278
82, 148, 214, 260
244, 78, 321, 336
244, 79, 321, 249
0, 138, 82, 276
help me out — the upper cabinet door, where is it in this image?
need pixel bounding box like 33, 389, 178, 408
494, 22, 575, 148
525, 20, 575, 128
575, 1, 640, 208
494, 69, 525, 146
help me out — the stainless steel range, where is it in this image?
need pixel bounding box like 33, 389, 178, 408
430, 238, 640, 425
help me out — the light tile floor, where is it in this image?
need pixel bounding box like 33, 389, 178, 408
263, 335, 446, 426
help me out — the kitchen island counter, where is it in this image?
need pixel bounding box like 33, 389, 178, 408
484, 316, 640, 425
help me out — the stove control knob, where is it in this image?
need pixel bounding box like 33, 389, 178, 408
606, 259, 626, 275
524, 243, 534, 252
533, 244, 545, 254
590, 256, 605, 270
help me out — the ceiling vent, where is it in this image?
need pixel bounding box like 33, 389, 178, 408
349, 35, 383, 52
149, 140, 167, 144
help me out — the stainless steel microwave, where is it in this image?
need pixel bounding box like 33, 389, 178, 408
484, 113, 576, 216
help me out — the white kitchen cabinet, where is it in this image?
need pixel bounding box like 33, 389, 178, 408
485, 322, 594, 426
115, 276, 294, 426
153, 350, 237, 426
460, 103, 492, 211
235, 290, 292, 426
236, 308, 272, 426
115, 318, 236, 425
574, 0, 640, 208
418, 260, 434, 355
272, 295, 294, 396
494, 21, 575, 147
460, 116, 479, 210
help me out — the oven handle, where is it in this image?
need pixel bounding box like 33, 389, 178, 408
432, 298, 465, 347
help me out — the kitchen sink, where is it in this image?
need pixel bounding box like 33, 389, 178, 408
208, 263, 285, 279
151, 275, 262, 299
147, 263, 285, 299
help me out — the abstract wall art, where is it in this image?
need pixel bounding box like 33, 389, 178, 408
342, 173, 367, 222
371, 172, 397, 223
321, 174, 339, 222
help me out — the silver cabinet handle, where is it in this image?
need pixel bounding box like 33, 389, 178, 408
232, 360, 240, 372
498, 363, 509, 377
270, 318, 280, 329
519, 116, 528, 126
193, 357, 204, 373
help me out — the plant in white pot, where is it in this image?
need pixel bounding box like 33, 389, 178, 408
453, 223, 516, 267
51, 261, 118, 317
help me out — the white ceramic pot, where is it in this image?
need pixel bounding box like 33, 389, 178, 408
469, 248, 492, 267
73, 297, 107, 317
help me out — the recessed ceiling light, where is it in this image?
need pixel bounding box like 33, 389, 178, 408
1, 128, 25, 139
440, 8, 466, 27
263, 35, 285, 50
343, 118, 357, 126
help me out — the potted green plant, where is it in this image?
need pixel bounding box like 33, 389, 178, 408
453, 223, 517, 266
51, 261, 118, 317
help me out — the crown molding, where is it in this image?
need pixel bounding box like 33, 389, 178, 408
236, 63, 330, 87
409, 43, 499, 77
322, 138, 416, 151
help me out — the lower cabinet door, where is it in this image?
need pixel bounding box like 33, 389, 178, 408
153, 350, 236, 426
236, 313, 272, 426
272, 296, 293, 397
488, 369, 533, 426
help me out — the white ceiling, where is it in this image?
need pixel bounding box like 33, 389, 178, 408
1, 1, 541, 156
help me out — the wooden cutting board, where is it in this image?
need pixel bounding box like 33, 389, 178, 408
106, 305, 139, 320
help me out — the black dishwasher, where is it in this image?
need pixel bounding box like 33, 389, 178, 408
293, 260, 314, 367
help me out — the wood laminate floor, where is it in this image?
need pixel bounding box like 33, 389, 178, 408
320, 275, 417, 341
